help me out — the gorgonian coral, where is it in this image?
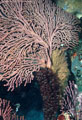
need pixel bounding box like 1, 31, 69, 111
0, 98, 24, 120
0, 98, 12, 120
0, 0, 81, 90
61, 81, 78, 119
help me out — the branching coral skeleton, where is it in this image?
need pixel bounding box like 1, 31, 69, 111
0, 98, 24, 120
0, 0, 81, 91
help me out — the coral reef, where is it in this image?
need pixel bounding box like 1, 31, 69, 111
71, 41, 82, 92
57, 0, 82, 18
72, 56, 82, 89
0, 0, 81, 120
0, 0, 80, 91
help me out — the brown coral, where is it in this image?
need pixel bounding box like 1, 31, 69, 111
35, 68, 61, 120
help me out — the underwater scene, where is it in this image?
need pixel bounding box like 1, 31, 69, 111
0, 0, 82, 120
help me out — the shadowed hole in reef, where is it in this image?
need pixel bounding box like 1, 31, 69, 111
0, 79, 43, 119
0, 116, 3, 120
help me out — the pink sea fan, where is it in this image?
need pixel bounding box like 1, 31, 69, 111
0, 0, 81, 91
0, 98, 12, 120
61, 81, 78, 118
0, 98, 24, 120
